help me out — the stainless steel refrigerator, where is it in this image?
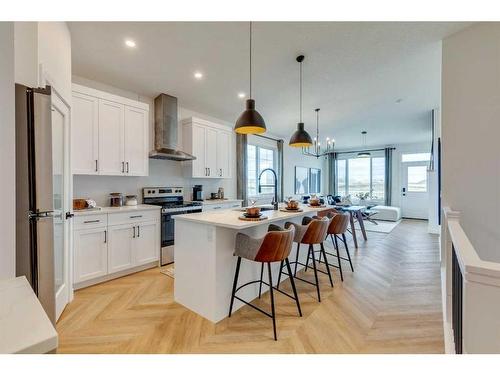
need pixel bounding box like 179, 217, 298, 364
15, 83, 56, 325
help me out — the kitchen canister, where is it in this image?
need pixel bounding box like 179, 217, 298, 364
109, 192, 124, 207
125, 195, 138, 206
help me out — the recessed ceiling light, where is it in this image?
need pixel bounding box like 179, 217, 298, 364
125, 39, 136, 48
194, 72, 203, 79
238, 92, 245, 98
396, 98, 403, 103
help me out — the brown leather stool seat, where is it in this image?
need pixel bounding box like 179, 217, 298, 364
229, 224, 301, 341
276, 216, 334, 302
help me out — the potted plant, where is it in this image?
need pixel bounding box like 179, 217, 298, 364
355, 192, 370, 206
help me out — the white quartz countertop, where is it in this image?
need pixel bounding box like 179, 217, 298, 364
201, 199, 243, 205
73, 204, 161, 216
174, 204, 332, 229
0, 276, 58, 354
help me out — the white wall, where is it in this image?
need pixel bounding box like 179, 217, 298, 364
0, 22, 16, 279
14, 22, 38, 87
37, 22, 72, 103
283, 143, 327, 199
72, 76, 237, 205
442, 23, 500, 263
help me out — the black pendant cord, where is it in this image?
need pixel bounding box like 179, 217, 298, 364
249, 21, 252, 100
299, 58, 302, 123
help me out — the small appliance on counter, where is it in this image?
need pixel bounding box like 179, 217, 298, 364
125, 195, 138, 206
109, 192, 124, 207
217, 187, 224, 200
192, 185, 203, 201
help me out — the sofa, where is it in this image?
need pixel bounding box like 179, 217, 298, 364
370, 205, 402, 222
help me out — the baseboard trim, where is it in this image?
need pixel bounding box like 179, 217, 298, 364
74, 261, 158, 290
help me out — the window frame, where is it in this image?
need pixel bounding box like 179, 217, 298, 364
247, 143, 277, 199
335, 155, 386, 202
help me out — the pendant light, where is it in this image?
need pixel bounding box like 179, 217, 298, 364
234, 22, 266, 134
302, 108, 335, 158
357, 131, 371, 158
289, 55, 313, 147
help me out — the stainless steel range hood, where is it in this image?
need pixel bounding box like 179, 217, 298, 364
149, 93, 196, 161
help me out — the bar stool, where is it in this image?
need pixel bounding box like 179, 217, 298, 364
228, 224, 301, 341
278, 217, 333, 302
317, 212, 353, 282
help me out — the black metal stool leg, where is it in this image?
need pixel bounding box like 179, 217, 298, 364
310, 244, 321, 302
342, 233, 354, 272
276, 260, 284, 289
267, 262, 277, 340
305, 245, 311, 272
320, 242, 334, 287
285, 258, 302, 317
331, 233, 337, 250
258, 262, 264, 298
334, 235, 344, 281
229, 257, 242, 317
294, 242, 300, 276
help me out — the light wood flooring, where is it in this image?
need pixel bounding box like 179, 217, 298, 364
56, 219, 444, 353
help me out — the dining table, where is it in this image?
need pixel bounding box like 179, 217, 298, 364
332, 205, 368, 248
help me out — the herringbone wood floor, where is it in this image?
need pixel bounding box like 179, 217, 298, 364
56, 219, 444, 353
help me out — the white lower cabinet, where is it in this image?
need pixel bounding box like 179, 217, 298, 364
134, 221, 159, 266
73, 210, 160, 288
74, 226, 108, 283
108, 223, 135, 274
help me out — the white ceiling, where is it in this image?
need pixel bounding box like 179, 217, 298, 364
68, 22, 469, 149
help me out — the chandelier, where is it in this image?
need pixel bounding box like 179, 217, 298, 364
302, 108, 335, 158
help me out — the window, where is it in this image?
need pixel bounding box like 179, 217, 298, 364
402, 152, 431, 162
407, 165, 427, 192
247, 144, 276, 197
335, 155, 386, 202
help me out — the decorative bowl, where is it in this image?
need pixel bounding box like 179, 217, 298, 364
245, 206, 261, 217
286, 200, 299, 210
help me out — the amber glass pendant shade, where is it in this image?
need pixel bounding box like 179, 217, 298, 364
289, 122, 313, 147
235, 99, 266, 134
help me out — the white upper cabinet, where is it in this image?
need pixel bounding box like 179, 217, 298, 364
98, 99, 125, 175
124, 106, 149, 176
72, 92, 99, 174
72, 84, 149, 176
216, 130, 231, 178
182, 117, 233, 179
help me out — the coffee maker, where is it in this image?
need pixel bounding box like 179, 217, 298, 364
192, 185, 203, 201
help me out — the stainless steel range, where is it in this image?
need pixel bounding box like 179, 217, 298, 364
142, 187, 202, 265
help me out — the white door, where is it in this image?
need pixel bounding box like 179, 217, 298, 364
216, 130, 231, 178
98, 99, 124, 175
51, 92, 72, 321
124, 106, 148, 176
401, 162, 429, 219
108, 224, 135, 273
134, 221, 159, 266
74, 227, 108, 283
71, 92, 98, 174
192, 124, 207, 177
205, 127, 218, 178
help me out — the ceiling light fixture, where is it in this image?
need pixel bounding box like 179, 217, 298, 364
125, 39, 136, 48
194, 72, 203, 79
302, 108, 335, 158
289, 55, 313, 147
234, 22, 266, 135
238, 92, 246, 98
357, 131, 371, 158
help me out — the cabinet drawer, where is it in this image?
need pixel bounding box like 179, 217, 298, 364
74, 214, 108, 229
108, 210, 159, 226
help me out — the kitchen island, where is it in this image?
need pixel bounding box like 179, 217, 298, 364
174, 205, 331, 322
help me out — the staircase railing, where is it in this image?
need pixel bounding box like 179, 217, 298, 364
442, 207, 500, 353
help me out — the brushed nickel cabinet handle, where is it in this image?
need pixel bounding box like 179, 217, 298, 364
137, 225, 140, 238
104, 230, 107, 243
130, 215, 143, 218
126, 161, 129, 173
122, 161, 125, 173
84, 219, 100, 224
95, 160, 98, 172
133, 226, 136, 238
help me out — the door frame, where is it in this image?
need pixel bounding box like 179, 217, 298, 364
400, 160, 429, 219
40, 66, 74, 319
